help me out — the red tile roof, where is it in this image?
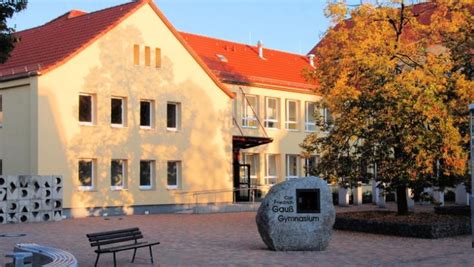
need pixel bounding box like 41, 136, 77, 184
180, 32, 316, 92
0, 0, 144, 78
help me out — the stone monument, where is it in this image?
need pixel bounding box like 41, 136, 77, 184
256, 176, 335, 251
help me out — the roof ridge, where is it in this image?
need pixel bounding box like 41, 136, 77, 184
180, 31, 308, 58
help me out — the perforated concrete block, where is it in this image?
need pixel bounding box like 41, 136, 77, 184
52, 199, 62, 210
53, 176, 63, 188
53, 210, 62, 221
19, 187, 32, 200
18, 200, 30, 213
6, 185, 19, 200
40, 211, 53, 222
0, 176, 6, 187
7, 201, 18, 213
42, 176, 53, 188
31, 200, 41, 212
18, 213, 30, 223
7, 212, 19, 223
0, 201, 6, 214
18, 175, 32, 188
0, 188, 6, 201
0, 213, 6, 224
52, 186, 63, 199
31, 211, 41, 222
6, 175, 19, 187
32, 186, 42, 199
41, 199, 53, 211
42, 188, 53, 199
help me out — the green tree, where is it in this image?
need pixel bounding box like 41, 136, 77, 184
302, 0, 473, 215
0, 0, 27, 63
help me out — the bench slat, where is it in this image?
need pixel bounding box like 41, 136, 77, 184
90, 235, 144, 247
86, 227, 140, 238
88, 231, 142, 242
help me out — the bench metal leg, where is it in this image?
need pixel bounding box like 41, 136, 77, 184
149, 246, 154, 264
94, 253, 100, 267
131, 248, 137, 263
113, 252, 117, 267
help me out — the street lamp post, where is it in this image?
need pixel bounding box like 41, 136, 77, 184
469, 104, 474, 248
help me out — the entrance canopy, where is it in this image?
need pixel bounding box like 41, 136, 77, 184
233, 136, 273, 150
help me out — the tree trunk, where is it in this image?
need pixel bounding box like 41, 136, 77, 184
396, 185, 409, 215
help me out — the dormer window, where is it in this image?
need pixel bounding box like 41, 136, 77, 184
216, 54, 228, 62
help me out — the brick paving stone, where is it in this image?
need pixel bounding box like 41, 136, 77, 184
0, 203, 472, 266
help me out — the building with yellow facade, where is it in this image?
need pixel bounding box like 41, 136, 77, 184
0, 0, 324, 217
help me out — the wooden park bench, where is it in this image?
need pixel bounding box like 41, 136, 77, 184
86, 227, 160, 267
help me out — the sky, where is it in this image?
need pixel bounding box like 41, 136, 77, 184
7, 0, 340, 55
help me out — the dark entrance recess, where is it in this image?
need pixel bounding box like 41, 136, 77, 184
296, 189, 321, 213
233, 136, 273, 202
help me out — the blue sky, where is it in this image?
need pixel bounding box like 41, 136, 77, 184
8, 0, 340, 55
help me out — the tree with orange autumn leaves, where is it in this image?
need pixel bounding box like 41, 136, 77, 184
301, 0, 473, 215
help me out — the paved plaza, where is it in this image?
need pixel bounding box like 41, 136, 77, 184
0, 204, 473, 266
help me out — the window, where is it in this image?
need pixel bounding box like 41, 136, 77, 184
155, 48, 162, 68
0, 95, 3, 128
242, 95, 258, 128
0, 159, 2, 175
140, 160, 154, 189
304, 155, 319, 176
111, 97, 126, 126
322, 107, 332, 125
305, 102, 316, 132
78, 159, 95, 190
243, 153, 259, 186
145, 46, 151, 66
167, 102, 180, 131
79, 94, 94, 125
286, 100, 298, 130
286, 155, 300, 179
133, 44, 140, 65
111, 159, 126, 190
265, 154, 277, 185
167, 161, 181, 189
265, 97, 279, 129
140, 100, 153, 128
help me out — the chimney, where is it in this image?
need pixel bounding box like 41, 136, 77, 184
308, 54, 315, 68
257, 40, 264, 59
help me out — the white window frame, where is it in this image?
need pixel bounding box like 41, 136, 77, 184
140, 100, 154, 129
78, 159, 95, 191
264, 97, 279, 129
322, 107, 331, 125
139, 160, 155, 190
305, 102, 316, 132
243, 153, 259, 185
167, 161, 181, 189
285, 100, 299, 131
264, 154, 277, 185
111, 97, 126, 127
79, 94, 95, 126
304, 155, 319, 176
286, 154, 300, 179
111, 159, 127, 190
242, 94, 258, 128
167, 102, 180, 131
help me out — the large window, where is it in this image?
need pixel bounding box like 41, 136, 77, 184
78, 159, 95, 190
321, 107, 332, 126
304, 155, 319, 176
111, 159, 126, 190
167, 102, 180, 131
79, 94, 95, 125
286, 155, 299, 179
111, 97, 126, 126
140, 160, 154, 189
0, 95, 3, 128
305, 102, 316, 132
285, 100, 298, 130
265, 97, 279, 129
242, 95, 258, 128
265, 154, 277, 185
243, 153, 259, 186
140, 100, 153, 128
167, 161, 181, 189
